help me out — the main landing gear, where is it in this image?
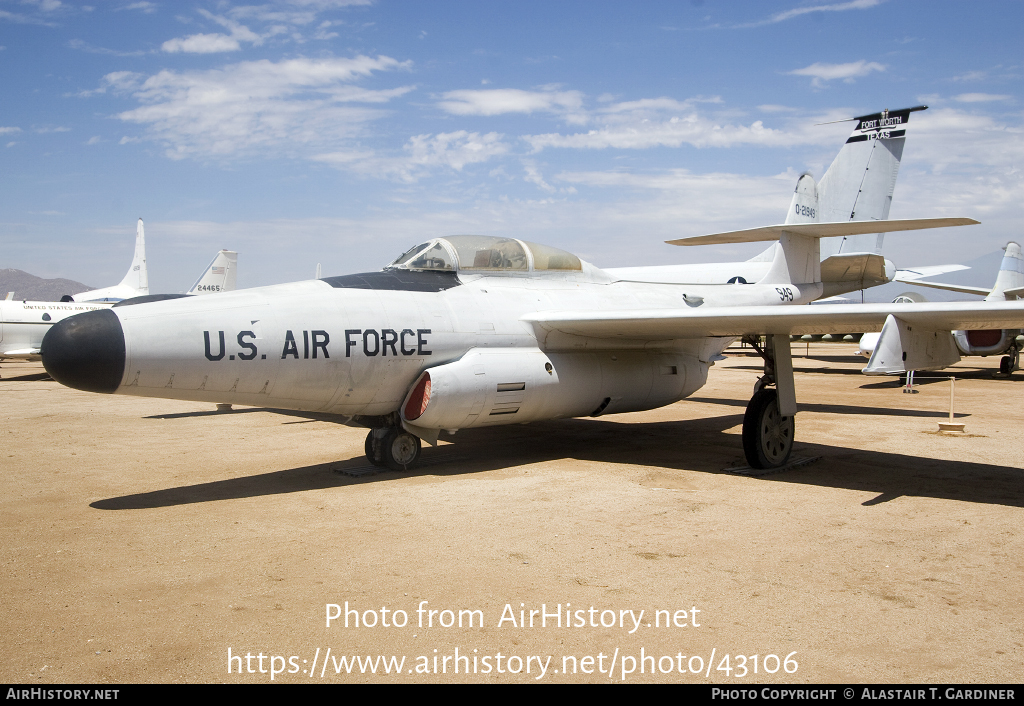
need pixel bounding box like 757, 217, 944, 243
365, 427, 421, 472
742, 335, 797, 470
998, 345, 1020, 376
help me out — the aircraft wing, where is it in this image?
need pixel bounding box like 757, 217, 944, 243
0, 348, 42, 359
524, 301, 1024, 345
895, 264, 970, 281
891, 279, 991, 296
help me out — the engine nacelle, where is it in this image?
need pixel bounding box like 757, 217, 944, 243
401, 347, 707, 431
952, 329, 1018, 356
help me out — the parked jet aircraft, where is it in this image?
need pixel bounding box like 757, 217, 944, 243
40, 217, 1024, 473
70, 219, 150, 303
860, 242, 1024, 375
1, 225, 238, 361
610, 106, 965, 296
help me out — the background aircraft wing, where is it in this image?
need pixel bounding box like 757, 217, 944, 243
894, 264, 970, 281
890, 278, 991, 296
524, 301, 1024, 346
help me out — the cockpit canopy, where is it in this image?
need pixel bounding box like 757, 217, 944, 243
387, 235, 582, 273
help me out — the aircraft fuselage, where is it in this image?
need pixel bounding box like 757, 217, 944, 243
51, 270, 821, 425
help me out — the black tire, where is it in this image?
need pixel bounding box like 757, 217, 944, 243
999, 356, 1012, 375
742, 388, 794, 470
365, 430, 385, 467
383, 429, 421, 472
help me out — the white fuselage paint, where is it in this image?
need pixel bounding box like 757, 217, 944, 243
109, 267, 823, 424
0, 300, 111, 359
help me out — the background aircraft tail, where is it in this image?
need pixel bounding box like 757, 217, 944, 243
187, 250, 238, 295
116, 218, 149, 294
70, 218, 149, 302
892, 242, 1023, 300
987, 242, 1024, 301
817, 105, 927, 257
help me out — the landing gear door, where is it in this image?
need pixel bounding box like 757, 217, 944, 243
770, 334, 797, 417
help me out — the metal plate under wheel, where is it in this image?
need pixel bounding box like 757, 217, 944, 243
333, 454, 467, 477
725, 456, 821, 477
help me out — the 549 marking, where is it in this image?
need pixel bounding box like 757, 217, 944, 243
776, 287, 794, 301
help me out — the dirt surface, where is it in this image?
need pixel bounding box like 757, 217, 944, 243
2, 345, 1022, 684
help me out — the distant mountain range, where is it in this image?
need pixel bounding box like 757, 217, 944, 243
0, 269, 93, 302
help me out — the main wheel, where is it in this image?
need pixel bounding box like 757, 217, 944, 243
742, 388, 794, 469
382, 429, 421, 472
999, 356, 1012, 375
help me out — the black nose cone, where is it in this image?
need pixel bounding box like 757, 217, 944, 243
41, 309, 126, 393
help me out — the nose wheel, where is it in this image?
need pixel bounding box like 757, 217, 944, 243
365, 428, 422, 472
742, 388, 794, 469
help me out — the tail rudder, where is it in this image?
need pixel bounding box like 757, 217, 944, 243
187, 250, 237, 295
117, 218, 149, 295
785, 173, 819, 225
817, 106, 926, 257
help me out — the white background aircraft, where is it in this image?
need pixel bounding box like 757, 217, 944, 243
69, 218, 149, 303
0, 221, 237, 362
860, 241, 1024, 375
40, 217, 1024, 473
610, 106, 965, 299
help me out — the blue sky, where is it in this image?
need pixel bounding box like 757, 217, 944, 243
1, 0, 1021, 295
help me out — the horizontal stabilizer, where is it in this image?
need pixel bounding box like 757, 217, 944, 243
668, 218, 979, 246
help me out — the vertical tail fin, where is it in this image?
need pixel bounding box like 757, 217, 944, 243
116, 218, 149, 295
187, 250, 238, 295
986, 242, 1024, 301
817, 105, 926, 257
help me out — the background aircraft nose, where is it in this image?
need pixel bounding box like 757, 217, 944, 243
41, 309, 126, 393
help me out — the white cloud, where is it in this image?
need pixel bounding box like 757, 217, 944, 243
76, 70, 144, 97
788, 60, 886, 87
111, 56, 412, 160
953, 93, 1012, 103
740, 0, 884, 27
898, 107, 1024, 175
0, 126, 22, 134
316, 130, 511, 182
523, 107, 830, 152
162, 9, 266, 53
121, 2, 157, 12
162, 33, 241, 54
437, 88, 586, 123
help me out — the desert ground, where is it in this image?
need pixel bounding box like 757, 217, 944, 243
2, 343, 1022, 684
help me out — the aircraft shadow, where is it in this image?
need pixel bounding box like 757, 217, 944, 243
732, 363, 1011, 387
686, 396, 969, 419
92, 406, 1024, 511
0, 371, 52, 382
